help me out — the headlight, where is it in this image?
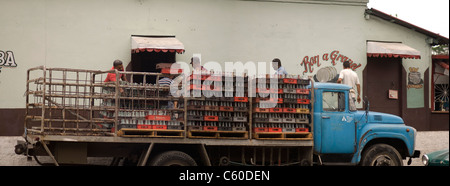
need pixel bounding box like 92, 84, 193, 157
422, 154, 429, 166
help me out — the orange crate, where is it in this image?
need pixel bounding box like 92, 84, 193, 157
269, 128, 282, 132
269, 108, 283, 113
145, 115, 156, 120
137, 125, 152, 129
297, 99, 310, 104
203, 126, 218, 131
204, 115, 219, 121
255, 98, 283, 104
283, 78, 298, 84
253, 127, 269, 132
234, 97, 248, 102
152, 125, 167, 130
155, 115, 171, 121
296, 89, 309, 94
253, 107, 270, 113
296, 128, 309, 132
161, 68, 183, 74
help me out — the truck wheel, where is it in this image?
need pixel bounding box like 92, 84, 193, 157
149, 151, 197, 166
360, 144, 403, 166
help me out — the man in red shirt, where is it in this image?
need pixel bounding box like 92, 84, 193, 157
104, 60, 128, 82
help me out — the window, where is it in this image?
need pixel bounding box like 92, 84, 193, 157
432, 56, 449, 112
322, 92, 345, 112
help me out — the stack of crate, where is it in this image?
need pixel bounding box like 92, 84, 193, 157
114, 74, 185, 137
252, 75, 312, 139
186, 73, 249, 139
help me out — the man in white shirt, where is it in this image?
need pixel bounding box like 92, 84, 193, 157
337, 61, 361, 110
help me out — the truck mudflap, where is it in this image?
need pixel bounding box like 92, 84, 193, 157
412, 150, 421, 158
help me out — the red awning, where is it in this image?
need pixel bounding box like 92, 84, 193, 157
367, 41, 421, 59
131, 36, 185, 54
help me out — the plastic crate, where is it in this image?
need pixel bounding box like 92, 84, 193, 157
268, 128, 282, 132
253, 127, 269, 133
203, 126, 218, 131
297, 99, 310, 104
219, 106, 233, 112
204, 115, 219, 121
296, 89, 310, 94
296, 128, 309, 132
234, 97, 248, 102
283, 78, 298, 84
283, 108, 297, 113
153, 125, 167, 130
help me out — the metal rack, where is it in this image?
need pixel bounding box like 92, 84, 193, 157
25, 66, 313, 141
25, 66, 117, 136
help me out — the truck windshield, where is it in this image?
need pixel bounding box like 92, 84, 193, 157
322, 92, 345, 112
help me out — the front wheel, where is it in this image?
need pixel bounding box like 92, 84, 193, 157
360, 144, 403, 166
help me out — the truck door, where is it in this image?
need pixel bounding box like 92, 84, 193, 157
320, 91, 356, 154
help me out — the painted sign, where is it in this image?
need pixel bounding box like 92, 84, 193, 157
406, 66, 425, 108
0, 50, 17, 73
389, 89, 398, 100
300, 50, 362, 75
407, 67, 423, 89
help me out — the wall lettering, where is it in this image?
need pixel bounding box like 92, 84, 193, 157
0, 50, 17, 73
300, 50, 361, 75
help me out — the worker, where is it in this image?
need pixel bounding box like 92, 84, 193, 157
190, 56, 208, 73
337, 61, 361, 111
272, 58, 288, 75
104, 60, 128, 82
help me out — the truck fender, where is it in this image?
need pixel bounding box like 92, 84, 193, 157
352, 130, 412, 164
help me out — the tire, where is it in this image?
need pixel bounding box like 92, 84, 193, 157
149, 151, 197, 166
360, 144, 403, 166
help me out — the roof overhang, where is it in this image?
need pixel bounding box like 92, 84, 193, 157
365, 8, 449, 46
367, 41, 421, 59
131, 36, 185, 54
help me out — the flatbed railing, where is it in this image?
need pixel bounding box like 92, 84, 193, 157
25, 66, 314, 141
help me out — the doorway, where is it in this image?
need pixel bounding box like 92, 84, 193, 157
364, 57, 402, 117
128, 51, 176, 84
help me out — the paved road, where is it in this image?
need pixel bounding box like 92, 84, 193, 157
403, 131, 449, 166
2, 131, 448, 166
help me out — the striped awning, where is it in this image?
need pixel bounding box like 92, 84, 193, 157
131, 36, 185, 54
367, 41, 421, 59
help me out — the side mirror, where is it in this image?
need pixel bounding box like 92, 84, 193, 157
363, 96, 369, 111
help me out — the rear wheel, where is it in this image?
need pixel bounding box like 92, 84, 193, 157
360, 144, 403, 166
149, 151, 197, 166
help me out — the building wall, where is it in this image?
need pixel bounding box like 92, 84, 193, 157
2, 0, 440, 134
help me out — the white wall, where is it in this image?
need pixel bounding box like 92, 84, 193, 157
6, 0, 436, 110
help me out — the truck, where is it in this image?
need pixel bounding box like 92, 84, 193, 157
15, 66, 420, 166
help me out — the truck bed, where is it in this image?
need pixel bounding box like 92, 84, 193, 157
24, 66, 314, 146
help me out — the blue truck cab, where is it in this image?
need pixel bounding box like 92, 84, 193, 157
310, 83, 420, 165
